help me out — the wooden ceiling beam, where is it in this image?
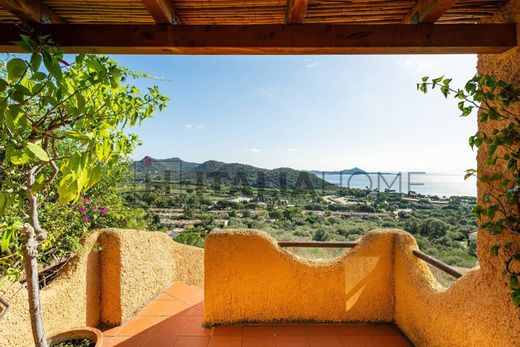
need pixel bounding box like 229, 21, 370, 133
0, 0, 64, 23
141, 0, 181, 24
402, 0, 457, 24
286, 0, 309, 24
0, 24, 515, 55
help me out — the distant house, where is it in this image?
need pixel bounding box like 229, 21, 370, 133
367, 191, 379, 199
227, 196, 253, 203
214, 219, 229, 227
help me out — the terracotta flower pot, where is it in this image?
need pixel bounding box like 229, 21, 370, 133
45, 327, 103, 347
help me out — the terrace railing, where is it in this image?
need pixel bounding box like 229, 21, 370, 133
277, 240, 464, 279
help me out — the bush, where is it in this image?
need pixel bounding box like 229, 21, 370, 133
312, 228, 328, 241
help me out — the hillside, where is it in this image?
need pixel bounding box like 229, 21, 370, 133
307, 167, 367, 175
133, 157, 334, 189
132, 157, 200, 178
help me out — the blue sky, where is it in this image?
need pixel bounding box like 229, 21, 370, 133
111, 54, 478, 173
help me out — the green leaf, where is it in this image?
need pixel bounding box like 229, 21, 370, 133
27, 142, 50, 162
7, 146, 31, 165
85, 165, 102, 190
32, 71, 47, 81
0, 192, 11, 213
7, 58, 26, 82
1, 228, 13, 252
57, 173, 79, 205
512, 288, 520, 307
30, 53, 42, 73
42, 51, 63, 81
31, 173, 46, 193
0, 79, 7, 93
490, 245, 500, 256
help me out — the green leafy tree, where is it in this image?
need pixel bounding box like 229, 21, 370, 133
0, 35, 167, 346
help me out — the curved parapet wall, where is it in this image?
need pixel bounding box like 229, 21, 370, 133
204, 228, 397, 324
0, 229, 204, 347
393, 232, 520, 347
204, 229, 520, 346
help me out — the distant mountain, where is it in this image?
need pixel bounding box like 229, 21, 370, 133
307, 167, 367, 175
133, 157, 334, 189
132, 157, 200, 177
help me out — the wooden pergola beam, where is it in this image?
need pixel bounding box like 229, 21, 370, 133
141, 0, 181, 24
0, 0, 64, 24
0, 24, 515, 55
402, 0, 457, 24
286, 0, 309, 24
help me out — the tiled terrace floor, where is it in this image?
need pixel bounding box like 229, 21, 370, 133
101, 282, 413, 347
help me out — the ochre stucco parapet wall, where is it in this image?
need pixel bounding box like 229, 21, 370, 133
204, 228, 398, 324
204, 228, 520, 346
393, 231, 520, 347
0, 229, 204, 347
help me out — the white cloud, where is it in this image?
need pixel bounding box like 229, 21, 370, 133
185, 123, 204, 130
305, 62, 319, 69
242, 148, 262, 154
288, 148, 297, 152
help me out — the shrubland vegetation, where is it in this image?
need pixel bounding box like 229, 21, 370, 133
129, 182, 478, 269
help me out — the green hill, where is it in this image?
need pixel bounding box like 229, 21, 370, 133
133, 157, 333, 190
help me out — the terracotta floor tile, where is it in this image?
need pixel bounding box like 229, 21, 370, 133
194, 301, 205, 311
274, 325, 309, 336
140, 334, 177, 347
155, 292, 177, 301
305, 325, 342, 336
103, 335, 145, 347
101, 325, 121, 337
208, 336, 242, 347
179, 316, 212, 336
275, 336, 310, 347
372, 335, 413, 347
340, 336, 379, 347
162, 300, 191, 316
366, 325, 402, 336
137, 300, 168, 317
174, 336, 211, 347
242, 325, 275, 336
99, 282, 414, 347
242, 336, 276, 347
167, 284, 203, 303
150, 316, 188, 335
308, 336, 343, 347
187, 307, 204, 316
116, 317, 165, 336
212, 325, 243, 336
336, 325, 398, 336
186, 293, 205, 305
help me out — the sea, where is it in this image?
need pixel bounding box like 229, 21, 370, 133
319, 172, 477, 197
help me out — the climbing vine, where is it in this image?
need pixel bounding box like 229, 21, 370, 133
418, 75, 520, 306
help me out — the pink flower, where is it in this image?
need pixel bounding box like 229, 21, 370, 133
79, 206, 86, 214
83, 216, 89, 222
71, 204, 77, 209
100, 207, 107, 215
82, 197, 90, 204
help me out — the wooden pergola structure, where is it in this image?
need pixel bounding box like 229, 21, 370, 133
0, 0, 517, 54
